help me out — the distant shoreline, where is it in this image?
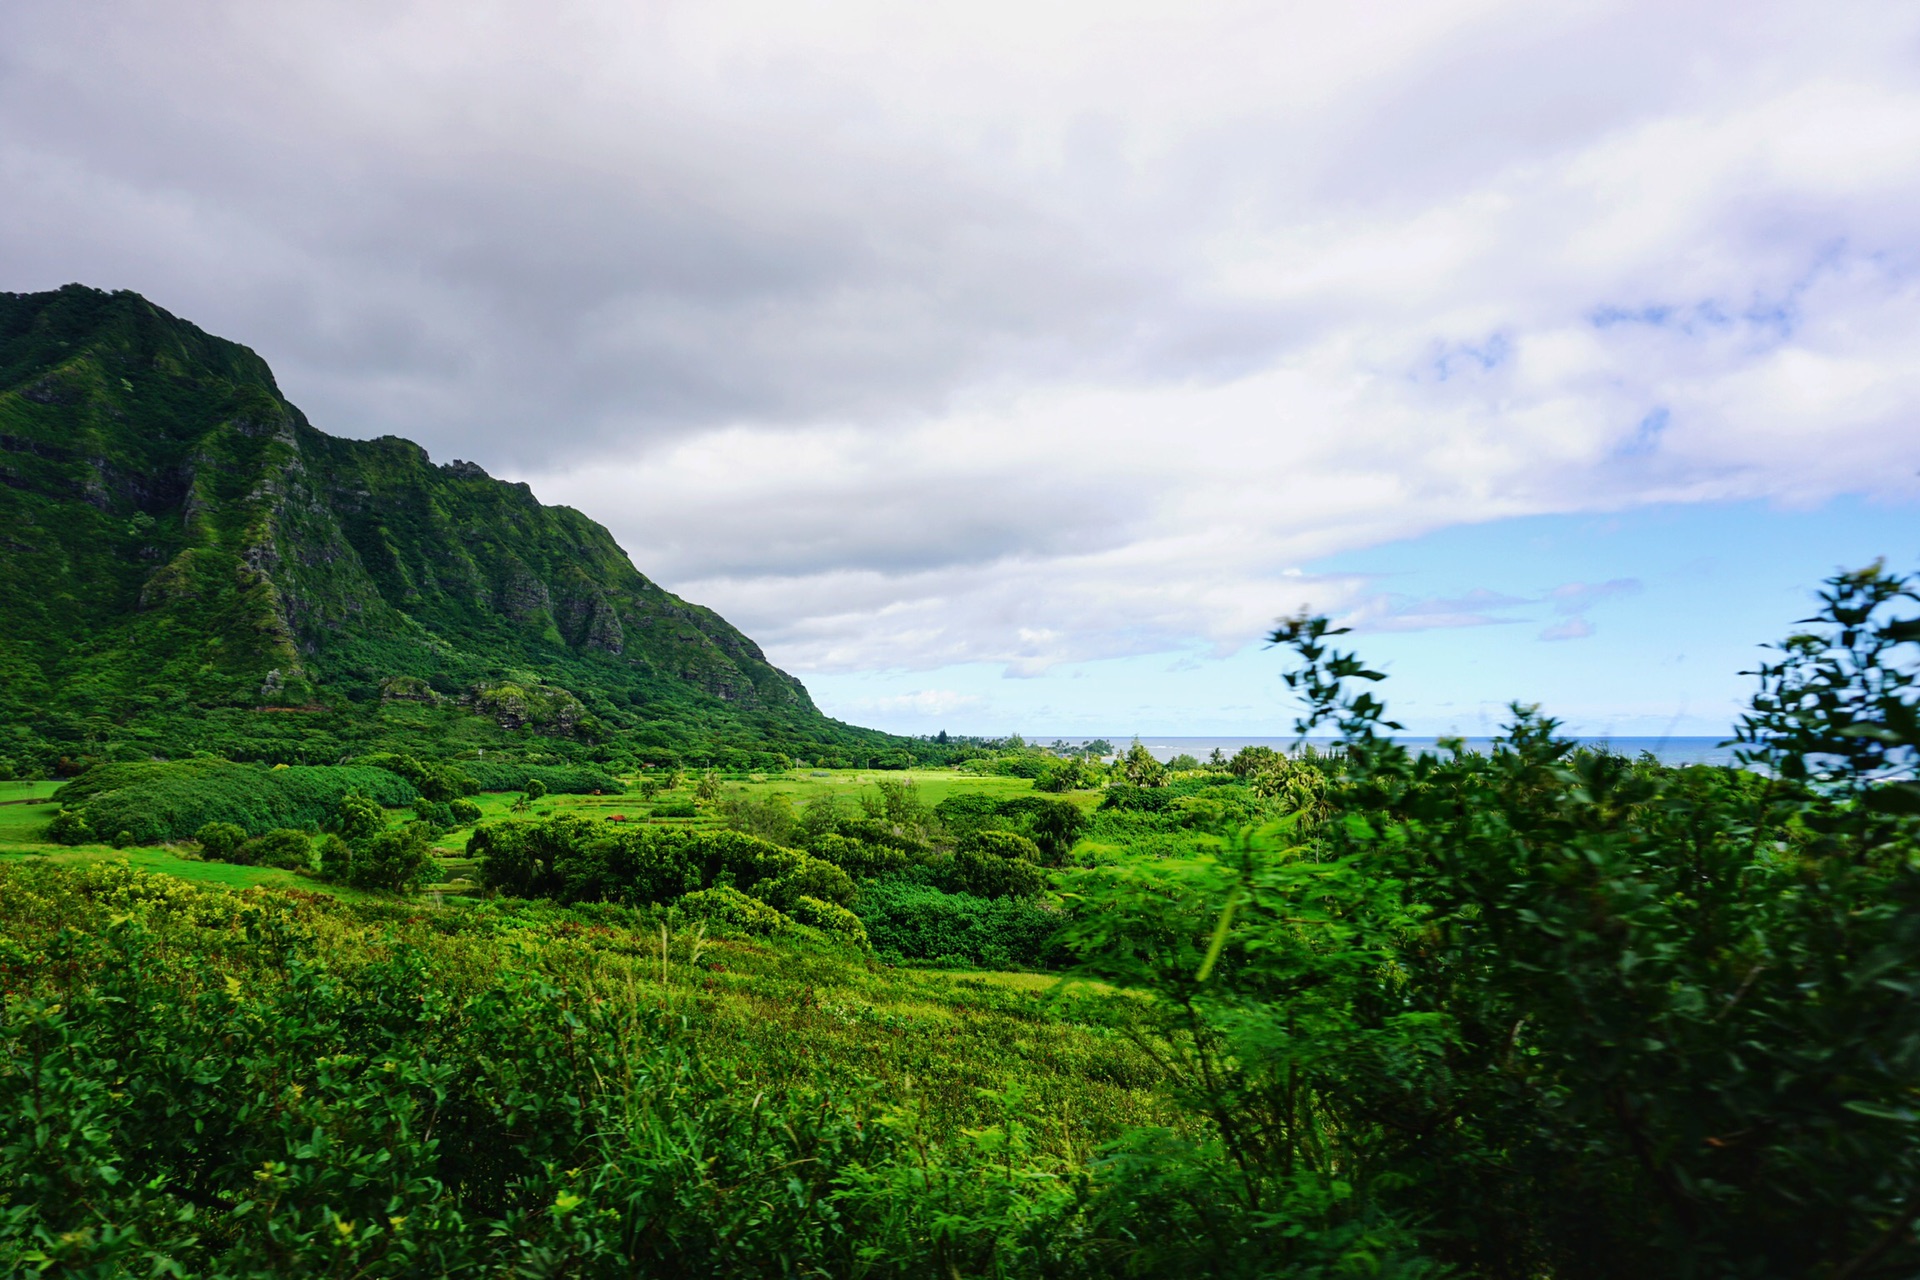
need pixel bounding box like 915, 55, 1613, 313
1036, 735, 1741, 768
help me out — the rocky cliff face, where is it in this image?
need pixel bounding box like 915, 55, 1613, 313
0, 284, 815, 745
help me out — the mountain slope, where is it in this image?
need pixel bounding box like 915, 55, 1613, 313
0, 284, 908, 774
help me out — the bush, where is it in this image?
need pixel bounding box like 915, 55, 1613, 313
809, 832, 910, 878
329, 790, 386, 842
45, 809, 92, 844
448, 797, 483, 825
347, 821, 437, 893
56, 760, 417, 844
942, 846, 1046, 899
242, 828, 313, 871
194, 820, 247, 862
789, 895, 870, 948
859, 880, 1065, 968
360, 752, 479, 802
757, 858, 857, 911
679, 884, 788, 935
1035, 758, 1101, 792
933, 793, 1001, 834
415, 800, 456, 831
471, 818, 857, 918
960, 828, 1043, 862
315, 832, 352, 880
460, 760, 624, 794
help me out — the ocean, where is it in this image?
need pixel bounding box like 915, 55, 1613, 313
1037, 735, 1744, 769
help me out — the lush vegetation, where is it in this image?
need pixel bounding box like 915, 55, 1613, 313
5, 523, 1919, 1279
44, 760, 421, 845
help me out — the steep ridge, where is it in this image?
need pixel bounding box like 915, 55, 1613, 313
0, 285, 906, 773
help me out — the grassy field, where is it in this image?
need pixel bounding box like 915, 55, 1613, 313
0, 764, 1168, 1150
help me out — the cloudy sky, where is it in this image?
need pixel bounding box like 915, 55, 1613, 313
6, 1, 1919, 737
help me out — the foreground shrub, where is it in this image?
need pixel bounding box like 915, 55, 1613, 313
0, 861, 1402, 1279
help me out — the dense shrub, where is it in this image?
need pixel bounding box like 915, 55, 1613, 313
43, 808, 91, 843
678, 884, 789, 935
193, 820, 247, 862
447, 797, 483, 825
414, 800, 456, 830
1034, 758, 1101, 792
359, 752, 479, 801
460, 760, 624, 794
808, 832, 910, 878
933, 793, 1002, 833
959, 828, 1043, 862
789, 895, 869, 948
472, 818, 855, 915
53, 760, 418, 844
756, 858, 857, 912
344, 821, 437, 892
328, 789, 386, 842
239, 828, 312, 870
315, 832, 352, 880
940, 846, 1047, 899
860, 879, 1066, 968
934, 795, 1088, 864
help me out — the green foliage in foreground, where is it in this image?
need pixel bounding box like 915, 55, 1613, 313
5, 562, 1920, 1277
0, 863, 1261, 1280
1065, 564, 1917, 1280
48, 760, 420, 844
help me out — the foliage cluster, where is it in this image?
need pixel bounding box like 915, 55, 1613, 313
47, 760, 419, 845
458, 759, 625, 794
1048, 571, 1920, 1278
0, 861, 1220, 1279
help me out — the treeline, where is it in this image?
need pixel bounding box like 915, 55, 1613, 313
42, 755, 624, 847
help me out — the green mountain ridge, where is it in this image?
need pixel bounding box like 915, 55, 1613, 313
0, 284, 915, 773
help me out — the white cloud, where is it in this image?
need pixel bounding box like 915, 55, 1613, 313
5, 1, 1920, 685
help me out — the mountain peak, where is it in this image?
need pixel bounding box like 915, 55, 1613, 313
0, 285, 896, 774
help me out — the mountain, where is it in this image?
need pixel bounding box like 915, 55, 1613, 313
0, 285, 916, 775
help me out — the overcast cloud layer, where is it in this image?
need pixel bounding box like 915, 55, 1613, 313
5, 1, 1919, 692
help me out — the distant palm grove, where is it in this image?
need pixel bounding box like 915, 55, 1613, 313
3, 287, 1918, 1277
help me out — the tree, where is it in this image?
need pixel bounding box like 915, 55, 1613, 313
195, 820, 247, 862
1120, 740, 1167, 788
329, 790, 385, 843
348, 821, 437, 893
